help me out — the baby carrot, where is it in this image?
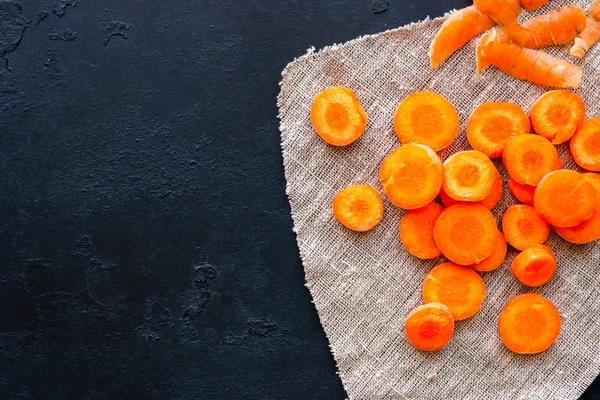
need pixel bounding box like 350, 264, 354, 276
471, 230, 508, 272
502, 204, 550, 251
570, 118, 600, 172
530, 91, 586, 145
333, 185, 384, 232
473, 0, 531, 45
511, 244, 556, 287
507, 177, 536, 206
405, 303, 455, 351
503, 135, 562, 186
400, 203, 444, 259
571, 18, 600, 58
521, 5, 587, 49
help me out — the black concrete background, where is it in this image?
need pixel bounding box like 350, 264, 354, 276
0, 0, 598, 398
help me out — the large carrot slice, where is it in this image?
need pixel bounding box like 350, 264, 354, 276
440, 167, 503, 210
422, 262, 487, 320
393, 92, 460, 152
534, 170, 597, 228
570, 118, 600, 172
379, 144, 444, 210
466, 102, 530, 158
332, 185, 384, 232
502, 204, 550, 250
571, 18, 600, 58
473, 0, 531, 45
503, 135, 562, 186
554, 173, 600, 244
405, 303, 455, 351
522, 5, 587, 48
433, 204, 497, 265
471, 230, 508, 272
443, 150, 496, 202
400, 203, 444, 259
507, 177, 536, 206
499, 293, 561, 354
530, 91, 586, 145
519, 0, 550, 12
511, 244, 556, 287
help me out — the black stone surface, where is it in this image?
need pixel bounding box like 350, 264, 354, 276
0, 0, 598, 398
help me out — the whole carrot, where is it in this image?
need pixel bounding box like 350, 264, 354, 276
522, 5, 586, 48
474, 0, 531, 45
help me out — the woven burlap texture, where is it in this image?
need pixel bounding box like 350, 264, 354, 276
278, 1, 600, 399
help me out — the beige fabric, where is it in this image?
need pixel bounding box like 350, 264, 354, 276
278, 1, 600, 399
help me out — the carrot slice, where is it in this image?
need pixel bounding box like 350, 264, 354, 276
379, 144, 444, 210
393, 92, 460, 152
499, 293, 561, 354
592, 0, 600, 21
442, 150, 496, 202
310, 86, 368, 146
332, 185, 384, 232
405, 303, 455, 351
554, 173, 600, 244
440, 167, 503, 210
507, 177, 536, 206
571, 18, 600, 58
433, 204, 497, 265
530, 91, 586, 145
519, 0, 550, 12
521, 5, 587, 49
466, 102, 530, 158
471, 230, 508, 272
502, 204, 550, 250
422, 262, 487, 320
473, 0, 531, 45
570, 118, 600, 172
503, 135, 562, 186
534, 169, 597, 228
400, 203, 444, 259
511, 244, 557, 287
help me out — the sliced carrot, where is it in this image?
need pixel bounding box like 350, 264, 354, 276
471, 230, 508, 272
393, 92, 460, 152
534, 169, 597, 228
507, 177, 536, 206
519, 0, 550, 12
332, 185, 384, 232
570, 118, 600, 172
499, 293, 561, 354
440, 167, 503, 210
502, 204, 550, 251
554, 173, 600, 244
310, 86, 368, 146
405, 303, 455, 351
442, 150, 496, 202
503, 134, 562, 186
400, 203, 444, 259
379, 144, 444, 210
530, 91, 586, 145
521, 5, 587, 49
571, 18, 600, 58
473, 0, 531, 45
422, 262, 487, 320
511, 244, 556, 287
433, 204, 497, 265
592, 0, 600, 21
466, 102, 530, 158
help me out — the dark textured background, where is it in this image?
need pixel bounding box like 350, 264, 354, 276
0, 0, 598, 398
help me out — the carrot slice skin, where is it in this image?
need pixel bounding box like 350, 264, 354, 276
443, 150, 496, 202
333, 185, 384, 232
503, 135, 562, 186
530, 91, 586, 145
400, 203, 444, 259
511, 244, 556, 287
570, 118, 600, 172
571, 18, 600, 58
471, 230, 507, 272
440, 167, 503, 210
405, 303, 455, 351
507, 177, 536, 206
502, 204, 550, 250
554, 173, 600, 244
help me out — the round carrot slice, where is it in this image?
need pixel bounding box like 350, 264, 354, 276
499, 293, 561, 354
400, 203, 444, 259
570, 118, 600, 172
511, 244, 557, 287
502, 204, 550, 251
554, 173, 600, 244
530, 90, 586, 144
467, 102, 530, 158
433, 204, 497, 265
440, 167, 503, 210
393, 92, 460, 151
310, 86, 368, 146
332, 185, 383, 232
443, 150, 496, 202
471, 230, 507, 272
422, 262, 486, 320
534, 170, 597, 228
405, 302, 455, 351
379, 144, 443, 210
507, 177, 536, 206
503, 135, 562, 186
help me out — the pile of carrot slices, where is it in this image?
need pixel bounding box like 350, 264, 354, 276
429, 0, 600, 88
312, 85, 600, 354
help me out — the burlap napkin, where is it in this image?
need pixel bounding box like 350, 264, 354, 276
278, 1, 600, 399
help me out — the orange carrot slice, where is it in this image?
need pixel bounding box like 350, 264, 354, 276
571, 18, 600, 58
592, 0, 600, 20
442, 150, 496, 202
440, 167, 503, 210
466, 102, 530, 158
503, 135, 562, 186
433, 204, 497, 265
511, 244, 556, 287
499, 293, 561, 354
554, 173, 600, 244
400, 203, 444, 259
519, 0, 550, 12
379, 144, 444, 210
522, 5, 587, 49
422, 262, 487, 320
332, 185, 384, 232
502, 204, 550, 251
473, 0, 531, 45
393, 92, 460, 152
507, 177, 536, 206
530, 91, 586, 145
471, 230, 508, 272
310, 86, 368, 146
405, 303, 455, 351
570, 118, 600, 172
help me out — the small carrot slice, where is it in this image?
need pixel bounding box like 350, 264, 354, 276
471, 230, 508, 272
554, 173, 600, 244
511, 244, 557, 287
393, 92, 460, 152
499, 293, 561, 354
400, 203, 444, 259
422, 262, 487, 320
379, 144, 444, 210
310, 86, 368, 146
530, 91, 586, 145
440, 167, 503, 210
503, 135, 562, 186
433, 204, 497, 265
534, 170, 597, 228
570, 118, 600, 172
519, 0, 550, 12
466, 102, 530, 158
442, 150, 496, 202
507, 177, 536, 206
502, 204, 550, 251
332, 185, 384, 232
405, 303, 455, 351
